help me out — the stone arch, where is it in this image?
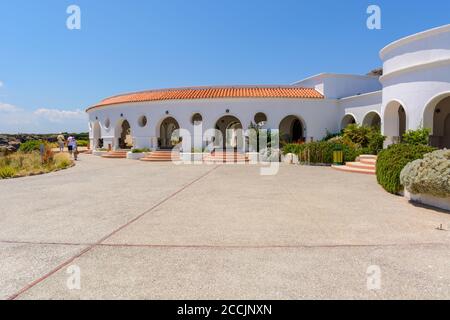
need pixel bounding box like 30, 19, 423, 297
362, 111, 382, 128
341, 114, 357, 129
254, 112, 268, 126
115, 119, 133, 149
279, 115, 306, 143
383, 100, 407, 143
159, 117, 180, 149
92, 121, 102, 149
191, 113, 203, 125
214, 115, 244, 150
424, 92, 450, 149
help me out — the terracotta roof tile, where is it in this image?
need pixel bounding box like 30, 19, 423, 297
87, 86, 324, 111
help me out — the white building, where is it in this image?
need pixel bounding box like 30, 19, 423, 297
87, 24, 450, 152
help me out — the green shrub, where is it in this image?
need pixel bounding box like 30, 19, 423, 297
132, 148, 150, 153
343, 124, 372, 147
283, 141, 363, 164
190, 148, 204, 153
76, 140, 89, 147
376, 144, 435, 194
342, 124, 386, 154
321, 130, 342, 142
19, 140, 43, 153
400, 149, 450, 197
402, 128, 431, 145
0, 166, 16, 179
367, 129, 386, 155
282, 143, 303, 155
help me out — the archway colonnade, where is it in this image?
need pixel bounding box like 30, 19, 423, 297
90, 112, 308, 151
339, 94, 450, 149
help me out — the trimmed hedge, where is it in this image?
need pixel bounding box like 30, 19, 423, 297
282, 141, 364, 164
376, 144, 435, 194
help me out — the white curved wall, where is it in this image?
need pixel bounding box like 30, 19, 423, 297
381, 25, 450, 77
88, 98, 339, 149
380, 25, 450, 142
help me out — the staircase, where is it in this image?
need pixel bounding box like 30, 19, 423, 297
101, 150, 128, 159
140, 150, 181, 162
332, 155, 377, 175
203, 151, 249, 163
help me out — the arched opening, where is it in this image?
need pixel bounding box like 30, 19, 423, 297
159, 117, 180, 149
117, 119, 133, 149
254, 112, 267, 126
191, 113, 203, 125
279, 115, 305, 144
362, 112, 381, 128
341, 114, 356, 129
425, 95, 450, 149
215, 115, 243, 150
92, 121, 102, 149
384, 101, 406, 143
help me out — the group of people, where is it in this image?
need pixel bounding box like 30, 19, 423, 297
57, 133, 79, 160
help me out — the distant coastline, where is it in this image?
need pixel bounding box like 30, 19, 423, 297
0, 133, 88, 152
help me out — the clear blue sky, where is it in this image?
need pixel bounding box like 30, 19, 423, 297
0, 0, 449, 133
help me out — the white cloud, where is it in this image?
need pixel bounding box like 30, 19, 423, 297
0, 103, 88, 133
34, 108, 86, 123
0, 102, 20, 113
0, 81, 3, 87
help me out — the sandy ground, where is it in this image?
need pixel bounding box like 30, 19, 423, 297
0, 154, 449, 300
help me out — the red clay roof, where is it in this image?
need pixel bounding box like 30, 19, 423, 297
87, 86, 324, 111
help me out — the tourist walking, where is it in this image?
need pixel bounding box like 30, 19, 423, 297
57, 133, 65, 152
72, 138, 79, 161
67, 135, 74, 157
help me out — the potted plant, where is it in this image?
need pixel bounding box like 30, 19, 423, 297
127, 148, 151, 160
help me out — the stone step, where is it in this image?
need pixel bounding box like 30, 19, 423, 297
359, 154, 378, 160
204, 154, 249, 163
331, 165, 376, 175
204, 155, 248, 159
360, 158, 377, 165
140, 158, 179, 162
140, 151, 181, 162
101, 150, 128, 159
345, 162, 376, 170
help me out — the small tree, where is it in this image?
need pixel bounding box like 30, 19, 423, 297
402, 128, 431, 146
343, 124, 385, 154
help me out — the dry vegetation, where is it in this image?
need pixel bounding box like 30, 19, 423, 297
0, 150, 73, 179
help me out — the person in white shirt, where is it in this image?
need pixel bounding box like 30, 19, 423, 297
67, 136, 74, 156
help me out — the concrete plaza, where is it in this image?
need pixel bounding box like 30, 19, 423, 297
0, 154, 449, 299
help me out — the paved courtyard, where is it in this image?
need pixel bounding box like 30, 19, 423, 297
0, 154, 449, 300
